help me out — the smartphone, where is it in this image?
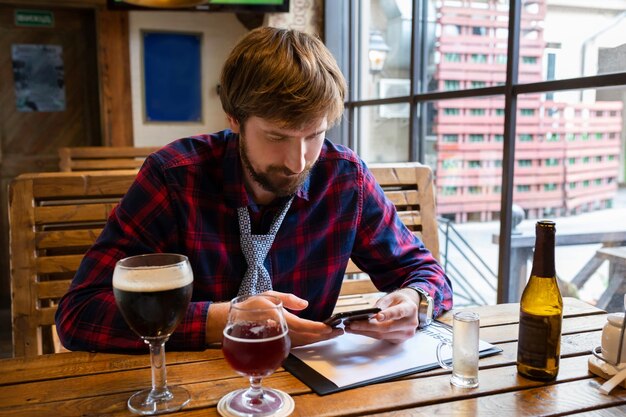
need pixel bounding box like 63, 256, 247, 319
323, 307, 381, 328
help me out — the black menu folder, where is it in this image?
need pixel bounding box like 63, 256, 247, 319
283, 321, 502, 395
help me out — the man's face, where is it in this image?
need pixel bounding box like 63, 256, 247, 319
230, 116, 327, 197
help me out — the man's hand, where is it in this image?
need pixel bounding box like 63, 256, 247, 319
267, 291, 343, 347
343, 288, 420, 344
205, 291, 342, 347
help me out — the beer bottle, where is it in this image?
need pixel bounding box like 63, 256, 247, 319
516, 220, 563, 380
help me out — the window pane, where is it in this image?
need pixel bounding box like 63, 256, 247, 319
358, 1, 413, 100
428, 0, 509, 92
513, 88, 625, 311
427, 97, 504, 306
337, 0, 626, 308
520, 0, 626, 83
358, 105, 409, 163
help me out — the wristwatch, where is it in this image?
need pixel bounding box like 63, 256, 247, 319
412, 287, 434, 328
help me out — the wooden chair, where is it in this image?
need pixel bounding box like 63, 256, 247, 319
8, 170, 137, 357
338, 162, 439, 300
58, 146, 159, 172
8, 163, 438, 355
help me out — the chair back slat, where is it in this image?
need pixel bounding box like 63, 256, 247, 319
36, 229, 104, 249
32, 171, 137, 197
36, 204, 118, 224
385, 189, 419, 206
37, 280, 74, 299
58, 146, 159, 172
36, 255, 85, 274
37, 308, 56, 325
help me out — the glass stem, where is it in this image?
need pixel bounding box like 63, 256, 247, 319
148, 338, 172, 401
246, 376, 264, 405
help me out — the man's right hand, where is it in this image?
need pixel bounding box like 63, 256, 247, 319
205, 291, 342, 347
267, 291, 343, 346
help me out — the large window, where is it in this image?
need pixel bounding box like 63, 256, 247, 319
326, 0, 626, 310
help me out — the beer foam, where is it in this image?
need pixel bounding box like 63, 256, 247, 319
113, 263, 193, 292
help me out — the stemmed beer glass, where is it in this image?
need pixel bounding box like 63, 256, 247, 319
113, 253, 193, 415
219, 294, 294, 417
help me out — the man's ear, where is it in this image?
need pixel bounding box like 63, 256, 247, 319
226, 115, 240, 133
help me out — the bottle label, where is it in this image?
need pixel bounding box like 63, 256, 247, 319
517, 311, 562, 369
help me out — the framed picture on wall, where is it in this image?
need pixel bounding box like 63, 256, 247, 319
12, 44, 66, 112
142, 31, 202, 123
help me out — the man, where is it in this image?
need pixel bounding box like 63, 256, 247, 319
55, 27, 452, 352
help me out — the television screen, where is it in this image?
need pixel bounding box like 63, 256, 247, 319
107, 0, 289, 13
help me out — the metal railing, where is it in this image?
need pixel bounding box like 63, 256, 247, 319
438, 217, 498, 306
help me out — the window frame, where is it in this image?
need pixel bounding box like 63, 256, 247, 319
325, 0, 626, 303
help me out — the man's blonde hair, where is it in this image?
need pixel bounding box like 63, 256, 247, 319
220, 27, 347, 129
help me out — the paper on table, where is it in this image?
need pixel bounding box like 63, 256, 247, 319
288, 322, 498, 389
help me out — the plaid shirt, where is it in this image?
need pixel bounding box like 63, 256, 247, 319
55, 131, 452, 352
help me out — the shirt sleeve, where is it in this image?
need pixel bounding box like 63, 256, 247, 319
350, 161, 453, 317
54, 156, 210, 352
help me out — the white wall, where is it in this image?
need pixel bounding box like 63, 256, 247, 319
544, 3, 626, 104
129, 12, 248, 147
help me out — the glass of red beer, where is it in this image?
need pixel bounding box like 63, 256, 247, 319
219, 294, 293, 417
113, 253, 193, 415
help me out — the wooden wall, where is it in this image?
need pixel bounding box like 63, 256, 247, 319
3, 0, 133, 147
97, 8, 133, 146
0, 0, 132, 330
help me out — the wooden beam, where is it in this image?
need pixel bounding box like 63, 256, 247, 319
96, 9, 133, 146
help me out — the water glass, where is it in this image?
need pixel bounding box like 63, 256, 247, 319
436, 311, 480, 388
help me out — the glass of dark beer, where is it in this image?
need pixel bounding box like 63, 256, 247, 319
219, 294, 293, 417
112, 253, 193, 415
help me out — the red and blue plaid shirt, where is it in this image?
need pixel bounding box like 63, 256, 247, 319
55, 131, 452, 352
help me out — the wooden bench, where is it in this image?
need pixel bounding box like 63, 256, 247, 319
8, 170, 138, 357
8, 163, 438, 356
338, 162, 439, 301
58, 146, 159, 172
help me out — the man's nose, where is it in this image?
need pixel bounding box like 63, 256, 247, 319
284, 139, 307, 174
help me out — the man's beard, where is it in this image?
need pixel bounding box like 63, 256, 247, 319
239, 133, 313, 197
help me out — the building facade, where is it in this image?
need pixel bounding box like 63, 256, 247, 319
433, 0, 623, 222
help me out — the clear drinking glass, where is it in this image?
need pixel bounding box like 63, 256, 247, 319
436, 311, 480, 388
219, 294, 294, 417
112, 253, 194, 415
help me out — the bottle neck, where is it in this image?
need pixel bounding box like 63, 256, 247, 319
530, 224, 556, 278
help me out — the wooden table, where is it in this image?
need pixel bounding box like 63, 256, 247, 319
1, 297, 625, 416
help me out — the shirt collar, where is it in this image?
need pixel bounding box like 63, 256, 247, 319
221, 130, 313, 208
